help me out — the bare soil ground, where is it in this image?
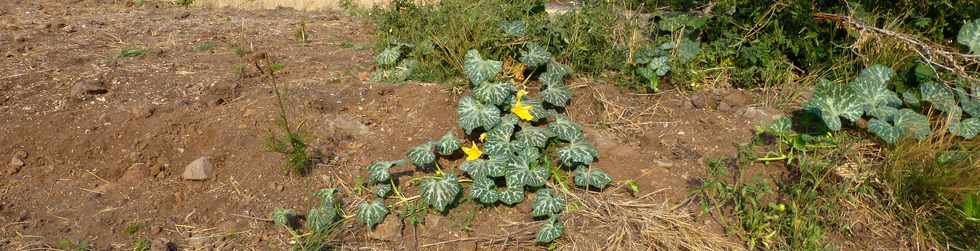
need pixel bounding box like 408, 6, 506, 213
1, 1, 782, 250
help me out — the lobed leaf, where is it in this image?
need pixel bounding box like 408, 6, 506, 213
505, 159, 548, 188
375, 47, 401, 66
474, 81, 517, 106
957, 18, 980, 54
460, 159, 506, 178
647, 56, 670, 76
531, 189, 565, 217
868, 109, 931, 144
499, 20, 526, 37
558, 139, 599, 167
676, 38, 701, 64
436, 132, 461, 156
367, 160, 403, 184
955, 87, 980, 117
271, 208, 295, 227
373, 184, 392, 198
356, 199, 388, 228
419, 174, 462, 212
536, 216, 564, 243
849, 64, 901, 116
806, 79, 863, 131
306, 207, 336, 234
549, 115, 583, 141
541, 81, 572, 107
463, 50, 502, 85
457, 96, 502, 134
469, 177, 499, 204
520, 43, 552, 67
920, 82, 959, 113
540, 61, 572, 85
573, 166, 613, 189
499, 185, 525, 205
407, 142, 436, 167
951, 118, 980, 139
515, 125, 553, 148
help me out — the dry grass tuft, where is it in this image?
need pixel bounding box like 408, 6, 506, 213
193, 0, 389, 11
562, 189, 741, 250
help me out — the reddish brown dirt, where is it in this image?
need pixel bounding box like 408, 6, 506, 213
0, 1, 775, 250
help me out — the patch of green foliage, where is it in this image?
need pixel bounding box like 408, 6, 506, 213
263, 63, 313, 176
54, 239, 90, 251
192, 41, 216, 52
173, 0, 193, 7
354, 45, 612, 245
272, 188, 343, 251
118, 48, 146, 58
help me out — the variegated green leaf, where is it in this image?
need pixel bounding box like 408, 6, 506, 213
902, 90, 921, 107
407, 142, 436, 167
558, 139, 598, 167
458, 96, 502, 134
306, 207, 336, 234
522, 98, 552, 121
436, 132, 460, 156
540, 61, 572, 85
955, 87, 980, 117
514, 142, 541, 164
676, 38, 701, 64
373, 184, 392, 198
536, 216, 564, 243
549, 115, 583, 141
271, 208, 295, 227
367, 160, 403, 184
868, 109, 931, 144
460, 159, 506, 178
647, 56, 670, 76
484, 138, 515, 157
541, 81, 572, 107
520, 43, 552, 67
806, 79, 863, 131
531, 189, 565, 217
506, 159, 548, 188
313, 188, 339, 206
356, 199, 388, 228
499, 20, 526, 37
951, 118, 980, 139
920, 82, 958, 113
767, 117, 792, 134
573, 166, 613, 189
419, 174, 462, 212
849, 64, 901, 116
474, 81, 516, 106
469, 177, 499, 204
463, 49, 502, 85
499, 185, 525, 205
957, 18, 980, 54
515, 125, 553, 148
375, 47, 401, 66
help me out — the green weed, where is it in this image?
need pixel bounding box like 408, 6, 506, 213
265, 62, 312, 176
54, 239, 90, 251
132, 238, 151, 251
192, 41, 216, 52
118, 48, 146, 58
125, 222, 141, 236
173, 0, 192, 7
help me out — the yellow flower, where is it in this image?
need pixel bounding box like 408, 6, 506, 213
512, 89, 534, 121
462, 142, 483, 160
479, 133, 487, 142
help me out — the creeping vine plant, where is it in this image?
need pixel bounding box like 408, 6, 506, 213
355, 42, 614, 244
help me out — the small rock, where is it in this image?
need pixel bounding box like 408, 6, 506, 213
150, 225, 162, 235
653, 160, 674, 168
366, 216, 401, 241
131, 104, 156, 119
176, 12, 191, 19
721, 90, 752, 109
690, 91, 719, 109
181, 157, 213, 181
9, 156, 24, 168
70, 79, 108, 97
119, 163, 146, 183
740, 107, 783, 127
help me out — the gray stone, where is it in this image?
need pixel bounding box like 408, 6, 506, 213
366, 214, 401, 241
181, 157, 213, 181
70, 79, 107, 97
740, 107, 784, 127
